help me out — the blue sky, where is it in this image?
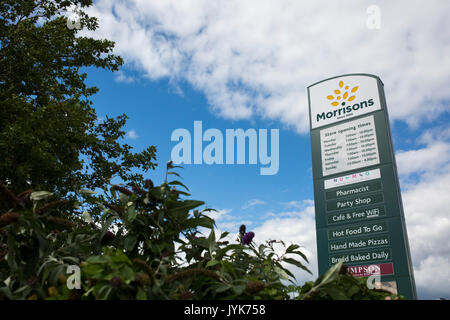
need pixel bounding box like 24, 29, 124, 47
87, 69, 315, 220
79, 0, 450, 299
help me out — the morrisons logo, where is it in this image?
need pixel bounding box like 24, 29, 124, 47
317, 80, 375, 122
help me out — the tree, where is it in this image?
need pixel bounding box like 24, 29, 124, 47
0, 0, 156, 211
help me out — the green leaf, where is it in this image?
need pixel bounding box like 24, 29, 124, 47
323, 286, 350, 300
347, 284, 361, 297
283, 267, 296, 279
282, 257, 312, 275
285, 244, 300, 254
258, 244, 266, 257
127, 205, 137, 223
220, 231, 230, 239
319, 259, 344, 287
215, 244, 243, 260
168, 180, 190, 191
290, 250, 309, 263
216, 283, 232, 293
86, 255, 109, 264
121, 266, 135, 283
97, 285, 112, 300
167, 164, 183, 170
3, 277, 12, 288
100, 215, 117, 239
274, 266, 289, 280
6, 234, 17, 272
62, 256, 79, 264
137, 287, 147, 300
185, 217, 214, 229
208, 229, 216, 255
175, 190, 191, 196
124, 235, 138, 252
30, 191, 53, 201
118, 192, 129, 203
206, 259, 220, 268
82, 211, 93, 224
79, 189, 96, 195
83, 263, 105, 278
232, 283, 246, 296
110, 188, 117, 200
167, 171, 182, 178
192, 237, 210, 249
49, 265, 64, 286
222, 261, 237, 278
0, 287, 13, 300
13, 285, 29, 295
176, 200, 205, 212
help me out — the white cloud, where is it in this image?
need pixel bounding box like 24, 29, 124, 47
126, 129, 139, 139
204, 208, 231, 221
400, 165, 450, 298
396, 142, 450, 178
413, 256, 450, 299
115, 70, 137, 84
200, 208, 251, 241
280, 199, 314, 210
396, 129, 450, 299
242, 199, 266, 209
85, 0, 450, 133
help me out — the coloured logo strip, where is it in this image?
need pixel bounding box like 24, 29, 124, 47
324, 168, 381, 189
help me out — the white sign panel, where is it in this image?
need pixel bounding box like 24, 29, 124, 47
309, 75, 381, 129
320, 115, 380, 176
324, 168, 381, 190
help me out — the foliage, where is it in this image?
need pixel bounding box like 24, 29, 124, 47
0, 0, 156, 211
0, 162, 400, 300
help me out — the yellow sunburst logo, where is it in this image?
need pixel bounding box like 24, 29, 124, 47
326, 81, 359, 107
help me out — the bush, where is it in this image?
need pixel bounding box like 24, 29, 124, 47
0, 162, 400, 300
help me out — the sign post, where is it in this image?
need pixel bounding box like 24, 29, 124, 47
307, 74, 417, 299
